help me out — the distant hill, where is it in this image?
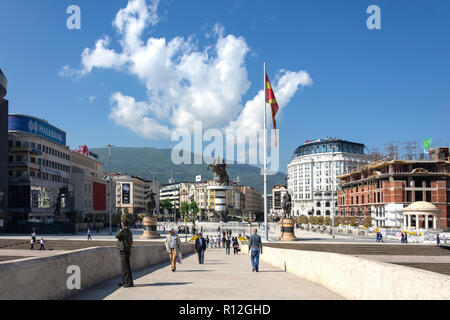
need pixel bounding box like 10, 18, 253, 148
91, 147, 286, 194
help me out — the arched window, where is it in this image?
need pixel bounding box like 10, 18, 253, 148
325, 202, 330, 207
326, 210, 330, 216
316, 210, 321, 216
316, 202, 321, 207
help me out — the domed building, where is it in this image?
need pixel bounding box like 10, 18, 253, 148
403, 201, 441, 230
287, 138, 380, 217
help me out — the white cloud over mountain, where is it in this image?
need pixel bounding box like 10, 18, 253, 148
61, 0, 313, 142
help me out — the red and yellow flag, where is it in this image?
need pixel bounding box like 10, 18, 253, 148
265, 73, 279, 146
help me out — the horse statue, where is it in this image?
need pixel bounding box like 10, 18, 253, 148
207, 158, 230, 186
282, 192, 292, 219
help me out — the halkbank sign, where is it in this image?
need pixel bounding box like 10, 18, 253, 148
8, 114, 66, 146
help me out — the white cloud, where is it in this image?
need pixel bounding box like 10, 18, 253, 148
61, 0, 312, 143
89, 96, 96, 103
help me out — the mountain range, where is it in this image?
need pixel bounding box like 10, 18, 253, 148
91, 147, 286, 194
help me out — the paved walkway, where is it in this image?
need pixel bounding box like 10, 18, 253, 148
71, 248, 343, 300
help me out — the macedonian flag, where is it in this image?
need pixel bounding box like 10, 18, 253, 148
265, 73, 279, 146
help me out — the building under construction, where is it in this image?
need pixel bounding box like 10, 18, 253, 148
337, 147, 450, 230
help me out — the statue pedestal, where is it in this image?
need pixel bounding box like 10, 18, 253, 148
141, 217, 159, 239
280, 218, 296, 241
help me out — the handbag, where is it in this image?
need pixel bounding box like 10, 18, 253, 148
177, 253, 182, 264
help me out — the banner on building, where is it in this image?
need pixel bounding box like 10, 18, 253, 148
122, 183, 130, 204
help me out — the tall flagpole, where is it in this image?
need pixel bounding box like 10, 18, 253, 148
264, 62, 268, 241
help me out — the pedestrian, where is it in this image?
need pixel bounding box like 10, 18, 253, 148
87, 228, 92, 241
205, 235, 210, 248
222, 235, 226, 248
165, 228, 182, 272
30, 238, 34, 250
233, 237, 239, 254
116, 218, 134, 288
217, 235, 221, 248
248, 228, 263, 272
195, 233, 207, 264
404, 232, 408, 244
379, 232, 384, 243
225, 236, 231, 255
437, 233, 440, 246
401, 232, 405, 243
39, 238, 45, 250
31, 229, 36, 244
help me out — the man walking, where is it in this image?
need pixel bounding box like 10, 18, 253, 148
116, 218, 134, 288
248, 228, 263, 272
225, 236, 231, 255
195, 233, 207, 264
87, 228, 92, 241
165, 228, 182, 272
39, 238, 45, 250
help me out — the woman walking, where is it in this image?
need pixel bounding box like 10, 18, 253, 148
233, 237, 239, 255
165, 228, 182, 272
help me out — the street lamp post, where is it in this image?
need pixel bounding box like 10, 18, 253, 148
330, 146, 336, 239
106, 144, 115, 235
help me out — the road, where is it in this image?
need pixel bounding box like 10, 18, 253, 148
70, 246, 344, 300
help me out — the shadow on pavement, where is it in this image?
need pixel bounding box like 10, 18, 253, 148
134, 282, 192, 287
69, 253, 195, 300
175, 270, 212, 272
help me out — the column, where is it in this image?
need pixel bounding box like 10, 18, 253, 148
425, 215, 429, 230
403, 215, 407, 230
408, 215, 411, 229
433, 216, 437, 229
416, 214, 419, 231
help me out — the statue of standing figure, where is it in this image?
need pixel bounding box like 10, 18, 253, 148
282, 191, 292, 219
207, 158, 230, 186
145, 190, 156, 217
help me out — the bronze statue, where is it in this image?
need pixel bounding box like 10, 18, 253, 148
207, 158, 230, 186
145, 190, 156, 217
282, 191, 292, 219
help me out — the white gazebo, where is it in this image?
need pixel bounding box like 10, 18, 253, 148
402, 201, 441, 231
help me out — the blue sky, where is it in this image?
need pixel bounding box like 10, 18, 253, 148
1, 0, 449, 173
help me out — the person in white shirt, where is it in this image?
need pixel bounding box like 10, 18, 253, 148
39, 238, 45, 250
30, 238, 34, 250
165, 228, 181, 272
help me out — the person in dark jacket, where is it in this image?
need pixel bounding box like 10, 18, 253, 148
195, 233, 207, 264
116, 218, 134, 288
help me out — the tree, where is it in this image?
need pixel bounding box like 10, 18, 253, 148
317, 216, 324, 225
308, 216, 318, 225
324, 216, 332, 226
334, 216, 342, 226
160, 199, 173, 213
364, 216, 373, 228
189, 201, 199, 222
180, 202, 190, 220
350, 217, 359, 227
298, 215, 308, 224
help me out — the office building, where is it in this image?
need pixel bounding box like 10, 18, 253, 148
8, 114, 73, 224
287, 138, 380, 217
337, 147, 450, 229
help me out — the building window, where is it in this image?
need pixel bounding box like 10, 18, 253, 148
316, 202, 321, 207
325, 202, 330, 207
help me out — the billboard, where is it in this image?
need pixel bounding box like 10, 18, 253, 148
122, 183, 130, 204
93, 182, 106, 211
8, 114, 66, 146
196, 175, 202, 182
